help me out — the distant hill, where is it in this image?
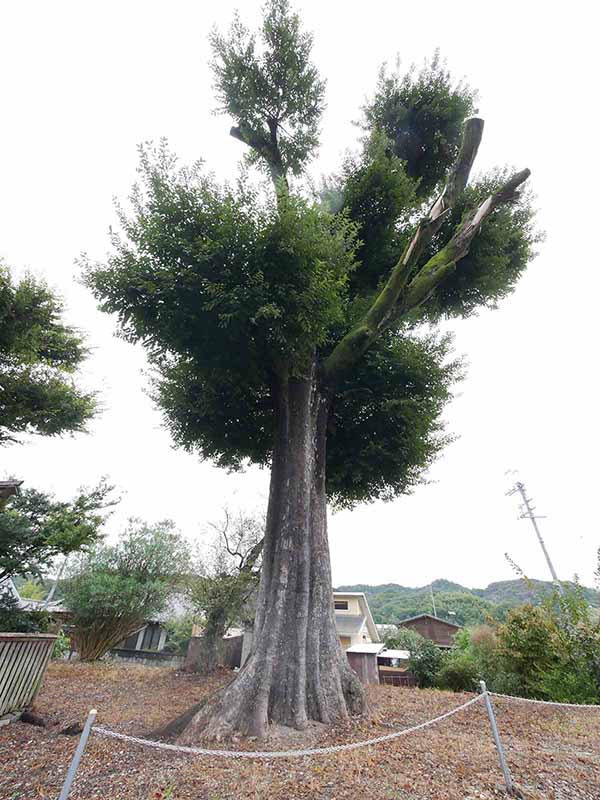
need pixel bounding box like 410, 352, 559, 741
474, 578, 600, 607
335, 578, 600, 626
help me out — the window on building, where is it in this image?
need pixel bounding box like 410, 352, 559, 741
334, 600, 348, 610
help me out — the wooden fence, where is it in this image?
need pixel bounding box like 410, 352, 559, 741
378, 668, 418, 687
0, 633, 56, 716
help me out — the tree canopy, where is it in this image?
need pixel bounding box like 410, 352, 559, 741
0, 480, 115, 582
0, 263, 95, 444
84, 1, 539, 509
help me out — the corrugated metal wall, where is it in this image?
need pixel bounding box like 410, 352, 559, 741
0, 633, 56, 716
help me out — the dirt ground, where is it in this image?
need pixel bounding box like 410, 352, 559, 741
1, 661, 599, 800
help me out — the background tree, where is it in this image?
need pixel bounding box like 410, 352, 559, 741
381, 625, 446, 688
497, 589, 600, 703
0, 480, 114, 582
17, 578, 45, 600
0, 262, 95, 444
0, 586, 51, 633
442, 587, 600, 703
187, 509, 263, 674
85, 0, 538, 739
63, 519, 190, 661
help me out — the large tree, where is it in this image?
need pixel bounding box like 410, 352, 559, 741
0, 262, 95, 444
85, 1, 538, 739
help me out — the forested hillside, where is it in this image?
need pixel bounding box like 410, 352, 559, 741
336, 578, 600, 626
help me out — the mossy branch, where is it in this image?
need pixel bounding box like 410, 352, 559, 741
400, 168, 531, 312
324, 120, 530, 384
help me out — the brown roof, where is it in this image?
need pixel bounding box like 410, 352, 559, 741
397, 613, 461, 630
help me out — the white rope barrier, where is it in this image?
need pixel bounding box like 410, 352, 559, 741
92, 693, 484, 760
490, 691, 600, 710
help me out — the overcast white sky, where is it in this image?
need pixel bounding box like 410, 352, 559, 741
1, 1, 598, 590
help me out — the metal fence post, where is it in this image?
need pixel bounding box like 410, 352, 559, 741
58, 709, 97, 800
479, 680, 515, 795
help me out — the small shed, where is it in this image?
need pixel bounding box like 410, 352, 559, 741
396, 613, 460, 648
377, 648, 417, 687
346, 642, 385, 685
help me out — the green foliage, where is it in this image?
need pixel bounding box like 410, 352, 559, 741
537, 664, 598, 705
356, 585, 496, 626
0, 480, 115, 582
51, 629, 71, 659
381, 624, 443, 688
85, 149, 358, 468
0, 263, 95, 444
447, 587, 600, 703
408, 635, 444, 688
85, 1, 538, 508
0, 586, 52, 633
362, 53, 477, 199
327, 331, 460, 507
18, 579, 45, 601
498, 604, 555, 695
475, 578, 600, 607
413, 170, 542, 321
162, 615, 195, 655
210, 0, 325, 176
382, 625, 424, 653
64, 520, 190, 660
322, 131, 417, 296
188, 511, 263, 638
435, 651, 479, 692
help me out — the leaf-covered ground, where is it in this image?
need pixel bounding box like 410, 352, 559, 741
1, 662, 599, 799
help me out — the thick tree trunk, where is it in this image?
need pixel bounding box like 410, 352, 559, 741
180, 364, 366, 741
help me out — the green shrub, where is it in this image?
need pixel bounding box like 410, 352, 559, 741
51, 629, 71, 659
383, 626, 425, 653
64, 520, 190, 661
537, 665, 598, 705
0, 588, 51, 633
162, 616, 195, 655
435, 652, 478, 692
409, 637, 445, 688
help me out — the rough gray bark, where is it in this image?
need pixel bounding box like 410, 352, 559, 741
179, 363, 365, 741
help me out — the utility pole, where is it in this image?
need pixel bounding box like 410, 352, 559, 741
506, 478, 564, 596
430, 582, 437, 617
